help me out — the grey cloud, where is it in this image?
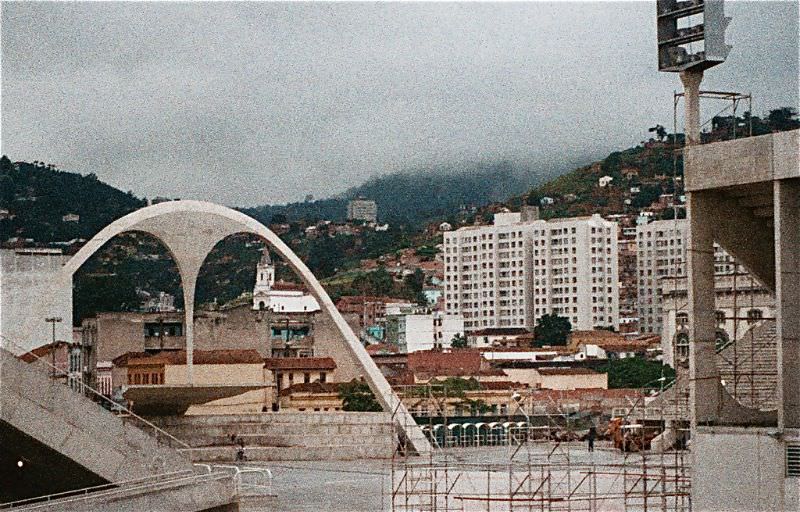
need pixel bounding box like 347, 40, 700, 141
2, 1, 797, 206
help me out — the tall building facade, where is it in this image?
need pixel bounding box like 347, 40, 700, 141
346, 198, 378, 223
636, 219, 688, 334
443, 212, 619, 332
636, 218, 741, 335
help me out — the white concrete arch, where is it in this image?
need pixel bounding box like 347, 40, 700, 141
43, 200, 429, 453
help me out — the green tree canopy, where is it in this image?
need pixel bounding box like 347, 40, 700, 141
599, 358, 676, 389
450, 333, 468, 349
534, 313, 571, 346
338, 380, 382, 412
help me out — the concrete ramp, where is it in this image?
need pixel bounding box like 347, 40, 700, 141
0, 349, 192, 495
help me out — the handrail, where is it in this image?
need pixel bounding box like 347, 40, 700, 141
210, 464, 274, 497
5, 471, 233, 510
0, 335, 189, 449
0, 470, 195, 509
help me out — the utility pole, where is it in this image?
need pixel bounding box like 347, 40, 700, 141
45, 317, 63, 378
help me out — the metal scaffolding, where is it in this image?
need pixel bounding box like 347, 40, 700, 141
386, 384, 691, 512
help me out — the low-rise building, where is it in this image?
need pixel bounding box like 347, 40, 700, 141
502, 366, 607, 391
385, 311, 464, 352
466, 328, 530, 349
112, 349, 267, 414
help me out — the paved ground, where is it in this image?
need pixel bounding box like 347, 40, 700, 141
238, 442, 691, 511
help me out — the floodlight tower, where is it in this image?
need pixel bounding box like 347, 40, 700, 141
657, 0, 732, 144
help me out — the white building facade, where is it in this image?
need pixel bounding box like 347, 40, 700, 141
0, 248, 73, 352
636, 219, 688, 334
346, 199, 378, 224
636, 218, 741, 335
443, 212, 619, 332
252, 249, 320, 313
386, 311, 464, 352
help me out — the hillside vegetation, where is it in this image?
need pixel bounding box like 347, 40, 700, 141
242, 160, 565, 228
0, 157, 145, 243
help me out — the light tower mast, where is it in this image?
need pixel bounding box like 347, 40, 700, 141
657, 0, 732, 143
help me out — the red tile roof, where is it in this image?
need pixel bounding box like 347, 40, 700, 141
468, 328, 529, 337
18, 341, 73, 363
114, 349, 263, 366
407, 350, 483, 374
279, 382, 340, 396
366, 343, 399, 355
264, 357, 337, 370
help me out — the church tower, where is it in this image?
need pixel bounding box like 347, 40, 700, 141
253, 248, 275, 310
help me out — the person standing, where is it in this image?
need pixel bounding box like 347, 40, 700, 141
587, 426, 597, 452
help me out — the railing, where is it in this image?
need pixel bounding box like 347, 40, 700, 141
196, 464, 274, 497
0, 470, 194, 509
0, 335, 189, 450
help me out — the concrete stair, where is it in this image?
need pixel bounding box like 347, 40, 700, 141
0, 349, 192, 483
717, 321, 778, 411
646, 320, 778, 421
153, 412, 396, 462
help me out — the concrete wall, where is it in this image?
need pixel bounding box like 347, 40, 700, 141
0, 249, 72, 352
194, 306, 272, 355
306, 309, 364, 383
153, 411, 395, 462
692, 427, 799, 511
502, 368, 607, 390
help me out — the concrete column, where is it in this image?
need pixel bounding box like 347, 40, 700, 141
680, 70, 704, 146
775, 179, 800, 429
181, 269, 198, 385
687, 191, 721, 427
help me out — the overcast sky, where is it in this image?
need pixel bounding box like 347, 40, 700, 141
2, 1, 797, 207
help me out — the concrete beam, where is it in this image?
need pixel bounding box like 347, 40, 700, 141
685, 129, 799, 192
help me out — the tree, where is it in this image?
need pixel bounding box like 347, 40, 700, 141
450, 333, 468, 349
599, 358, 676, 389
404, 268, 425, 296
270, 213, 288, 225
648, 124, 667, 142
533, 313, 571, 346
338, 380, 382, 412
767, 107, 800, 132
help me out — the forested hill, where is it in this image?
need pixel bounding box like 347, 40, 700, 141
241, 160, 568, 228
0, 157, 146, 245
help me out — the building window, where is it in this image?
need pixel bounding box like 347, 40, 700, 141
320, 372, 327, 383
747, 309, 763, 324
304, 372, 311, 384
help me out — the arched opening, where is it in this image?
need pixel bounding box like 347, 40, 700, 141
674, 331, 690, 361
71, 230, 183, 397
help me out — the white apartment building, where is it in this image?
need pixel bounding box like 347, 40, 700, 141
636, 218, 741, 335
636, 219, 687, 334
346, 198, 378, 223
385, 311, 465, 353
443, 211, 619, 332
